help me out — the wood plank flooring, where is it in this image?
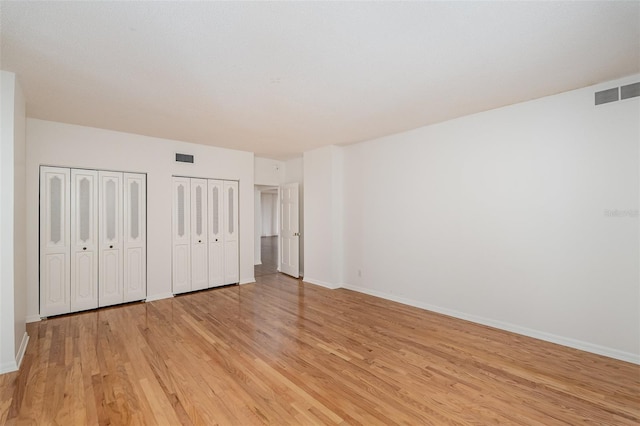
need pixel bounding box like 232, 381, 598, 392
1, 274, 639, 425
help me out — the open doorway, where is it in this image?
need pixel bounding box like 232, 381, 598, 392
254, 185, 279, 277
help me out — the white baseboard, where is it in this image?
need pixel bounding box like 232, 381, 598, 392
303, 277, 340, 290
16, 332, 29, 369
145, 292, 174, 302
254, 261, 262, 265
240, 278, 256, 285
341, 283, 640, 365
26, 315, 41, 323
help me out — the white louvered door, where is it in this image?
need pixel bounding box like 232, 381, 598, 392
208, 180, 224, 287
191, 178, 208, 291
70, 169, 99, 312
40, 166, 71, 317
124, 173, 146, 302
99, 171, 124, 307
172, 177, 191, 294
223, 181, 239, 285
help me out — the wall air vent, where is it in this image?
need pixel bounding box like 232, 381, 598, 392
595, 87, 619, 105
595, 82, 639, 106
175, 153, 194, 164
621, 82, 640, 100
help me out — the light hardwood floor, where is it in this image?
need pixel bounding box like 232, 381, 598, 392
1, 274, 639, 425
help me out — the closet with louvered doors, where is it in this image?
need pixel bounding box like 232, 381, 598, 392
39, 166, 147, 317
172, 176, 239, 295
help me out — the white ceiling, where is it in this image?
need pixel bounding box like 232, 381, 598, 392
1, 2, 638, 160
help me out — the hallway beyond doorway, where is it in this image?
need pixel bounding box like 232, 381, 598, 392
255, 236, 278, 277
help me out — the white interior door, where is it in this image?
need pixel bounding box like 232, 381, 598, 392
208, 179, 224, 287
280, 182, 300, 278
70, 169, 99, 312
123, 173, 146, 302
191, 178, 208, 291
172, 177, 191, 294
99, 171, 123, 307
223, 181, 239, 285
40, 166, 71, 317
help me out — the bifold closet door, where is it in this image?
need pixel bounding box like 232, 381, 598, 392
40, 167, 71, 317
70, 169, 99, 312
124, 173, 146, 302
172, 177, 191, 294
223, 181, 239, 285
191, 178, 208, 291
99, 171, 123, 307
208, 180, 224, 287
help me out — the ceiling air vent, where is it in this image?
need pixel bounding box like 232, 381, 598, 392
621, 82, 640, 100
594, 87, 619, 105
175, 153, 194, 164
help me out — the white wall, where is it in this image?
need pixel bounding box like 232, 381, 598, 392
0, 71, 28, 374
284, 157, 303, 184
341, 75, 640, 363
254, 157, 284, 186
1, 71, 17, 373
13, 73, 27, 364
261, 192, 278, 236
303, 146, 343, 288
26, 119, 255, 320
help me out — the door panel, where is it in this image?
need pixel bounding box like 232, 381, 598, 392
125, 248, 144, 298
224, 240, 239, 284
99, 171, 123, 307
123, 173, 146, 302
172, 177, 191, 294
40, 167, 71, 317
70, 169, 99, 312
280, 183, 300, 277
208, 180, 224, 287
223, 181, 239, 284
41, 253, 68, 316
191, 178, 208, 291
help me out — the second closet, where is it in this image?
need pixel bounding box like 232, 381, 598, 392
172, 177, 239, 294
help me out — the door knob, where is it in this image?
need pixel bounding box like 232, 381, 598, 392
198, 240, 202, 243
109, 245, 113, 249
83, 247, 87, 250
